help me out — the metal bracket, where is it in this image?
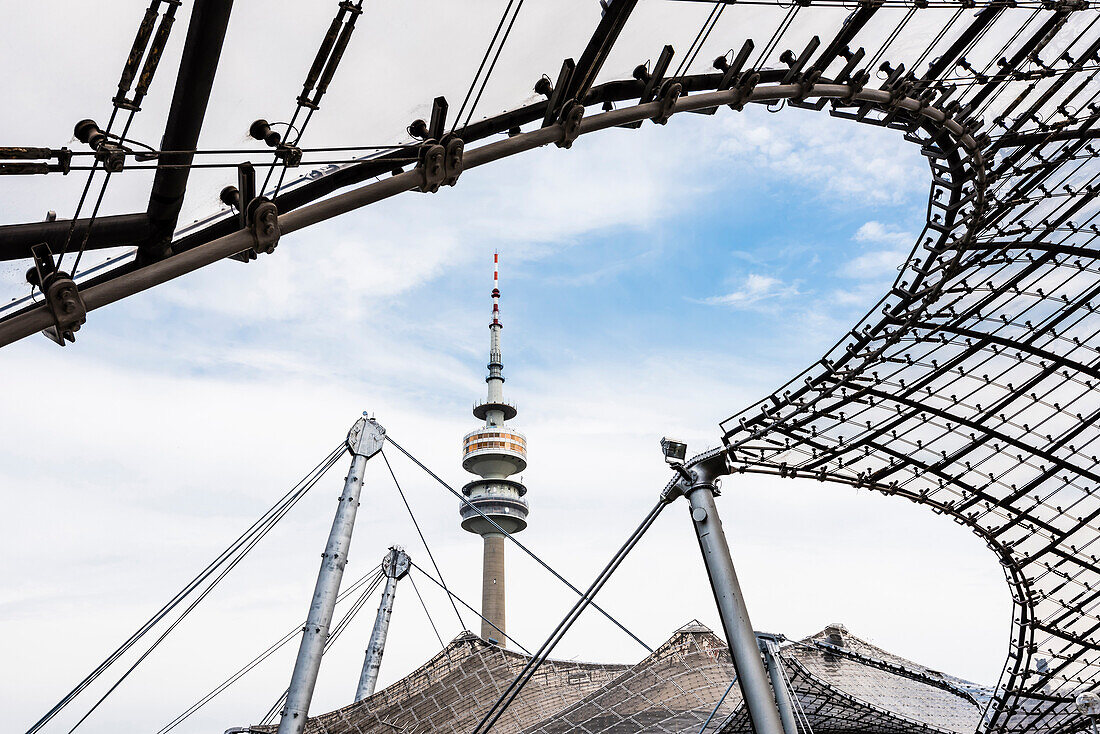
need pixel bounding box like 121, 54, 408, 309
347, 415, 386, 458
845, 69, 871, 99
793, 70, 821, 103
756, 631, 787, 647
442, 135, 464, 187
556, 100, 584, 149
248, 199, 280, 255
640, 45, 676, 104
652, 81, 681, 125
541, 58, 576, 128
275, 144, 303, 168
731, 73, 760, 112
383, 546, 411, 580
221, 163, 279, 261
416, 142, 448, 192
74, 119, 127, 172
29, 243, 86, 346
659, 445, 730, 504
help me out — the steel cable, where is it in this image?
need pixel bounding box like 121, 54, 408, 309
383, 434, 654, 653
408, 572, 446, 649
697, 676, 738, 734
472, 498, 667, 734
675, 3, 727, 78
410, 562, 531, 654
452, 0, 525, 132
380, 450, 465, 629
460, 0, 528, 130
156, 564, 385, 734
25, 443, 346, 734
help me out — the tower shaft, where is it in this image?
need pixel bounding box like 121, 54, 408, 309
481, 533, 506, 643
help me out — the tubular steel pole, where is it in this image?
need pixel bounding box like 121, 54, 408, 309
683, 466, 784, 734
143, 0, 234, 260
760, 635, 799, 734
278, 417, 385, 734
355, 547, 410, 702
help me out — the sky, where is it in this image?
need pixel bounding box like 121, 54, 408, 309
1, 2, 1014, 733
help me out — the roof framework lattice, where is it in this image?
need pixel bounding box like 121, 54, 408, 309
2, 2, 1100, 732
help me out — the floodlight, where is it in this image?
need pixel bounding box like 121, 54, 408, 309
661, 437, 688, 464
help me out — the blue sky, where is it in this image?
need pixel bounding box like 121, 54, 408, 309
1, 3, 1014, 732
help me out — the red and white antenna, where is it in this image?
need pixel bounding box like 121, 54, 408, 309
491, 251, 501, 326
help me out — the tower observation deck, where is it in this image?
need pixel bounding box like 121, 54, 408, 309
460, 253, 528, 646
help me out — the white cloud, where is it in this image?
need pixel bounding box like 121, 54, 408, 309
701, 273, 800, 308
854, 220, 915, 247
712, 112, 928, 205
837, 221, 915, 280
838, 249, 906, 280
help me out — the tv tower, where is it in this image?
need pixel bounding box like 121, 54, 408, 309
460, 253, 529, 646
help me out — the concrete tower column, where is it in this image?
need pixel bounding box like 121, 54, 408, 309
481, 533, 507, 642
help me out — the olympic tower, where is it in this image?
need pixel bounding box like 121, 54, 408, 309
460, 254, 529, 646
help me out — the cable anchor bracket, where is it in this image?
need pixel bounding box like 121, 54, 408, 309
27, 243, 86, 346
731, 73, 760, 112
652, 82, 682, 125
414, 141, 445, 193
556, 100, 584, 149
221, 162, 279, 262
74, 119, 127, 173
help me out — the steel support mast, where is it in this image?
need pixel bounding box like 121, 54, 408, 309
277, 416, 385, 734
355, 546, 410, 702
662, 443, 785, 734
759, 633, 800, 734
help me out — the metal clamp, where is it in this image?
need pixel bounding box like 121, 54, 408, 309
844, 70, 870, 100
221, 163, 279, 261
730, 73, 760, 112
416, 143, 447, 193
275, 144, 304, 168
29, 243, 86, 346
248, 199, 280, 255
74, 119, 127, 172
442, 135, 464, 187
793, 70, 821, 103
556, 100, 584, 149
652, 82, 681, 125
